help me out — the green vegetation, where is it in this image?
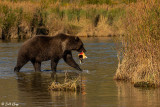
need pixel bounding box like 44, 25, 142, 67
2, 0, 137, 5
0, 0, 160, 88
0, 0, 127, 39
114, 0, 160, 87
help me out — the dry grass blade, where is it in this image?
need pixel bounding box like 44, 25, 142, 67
49, 72, 81, 91
114, 0, 160, 87
0, 0, 125, 39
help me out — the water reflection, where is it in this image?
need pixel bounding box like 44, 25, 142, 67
50, 91, 86, 107
116, 81, 160, 107
0, 38, 160, 107
49, 74, 87, 107
16, 72, 52, 106
15, 72, 87, 107
16, 72, 50, 92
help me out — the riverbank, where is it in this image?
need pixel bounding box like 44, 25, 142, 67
114, 0, 160, 87
1, 0, 160, 88
0, 0, 126, 39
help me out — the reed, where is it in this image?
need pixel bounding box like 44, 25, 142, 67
114, 0, 160, 87
49, 72, 81, 91
0, 0, 126, 39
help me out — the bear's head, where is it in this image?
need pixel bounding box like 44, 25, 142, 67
66, 36, 86, 53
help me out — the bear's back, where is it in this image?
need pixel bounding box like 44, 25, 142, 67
22, 35, 51, 46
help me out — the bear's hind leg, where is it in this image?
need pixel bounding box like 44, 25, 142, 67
14, 57, 29, 72
31, 61, 41, 72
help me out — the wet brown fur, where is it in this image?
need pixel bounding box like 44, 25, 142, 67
14, 33, 86, 72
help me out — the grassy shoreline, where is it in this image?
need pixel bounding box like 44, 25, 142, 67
0, 0, 126, 39
1, 0, 160, 88
114, 0, 160, 87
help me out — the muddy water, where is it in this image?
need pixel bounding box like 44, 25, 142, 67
0, 38, 160, 107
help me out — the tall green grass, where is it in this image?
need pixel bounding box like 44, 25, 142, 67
0, 0, 126, 39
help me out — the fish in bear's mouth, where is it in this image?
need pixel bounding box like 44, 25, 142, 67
78, 51, 87, 64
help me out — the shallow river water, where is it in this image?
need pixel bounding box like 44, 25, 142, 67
0, 37, 160, 107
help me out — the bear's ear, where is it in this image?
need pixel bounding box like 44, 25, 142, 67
75, 36, 79, 41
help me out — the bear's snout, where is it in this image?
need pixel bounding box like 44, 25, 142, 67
78, 46, 86, 53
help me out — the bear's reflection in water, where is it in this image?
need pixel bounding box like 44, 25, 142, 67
16, 72, 86, 107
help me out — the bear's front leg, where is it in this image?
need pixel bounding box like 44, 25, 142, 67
51, 58, 60, 73
63, 51, 82, 71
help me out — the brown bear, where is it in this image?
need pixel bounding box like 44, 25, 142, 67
14, 33, 86, 72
